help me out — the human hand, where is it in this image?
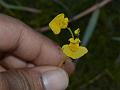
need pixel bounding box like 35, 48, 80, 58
0, 14, 75, 90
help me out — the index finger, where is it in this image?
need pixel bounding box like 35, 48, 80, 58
0, 14, 75, 69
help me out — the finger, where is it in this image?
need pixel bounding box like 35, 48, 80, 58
0, 55, 35, 69
0, 55, 27, 69
62, 59, 75, 75
0, 55, 74, 75
0, 65, 6, 72
0, 14, 64, 65
0, 66, 68, 90
0, 14, 75, 73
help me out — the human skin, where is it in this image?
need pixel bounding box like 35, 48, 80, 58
0, 14, 75, 90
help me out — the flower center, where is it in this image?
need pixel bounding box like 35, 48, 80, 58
69, 43, 79, 52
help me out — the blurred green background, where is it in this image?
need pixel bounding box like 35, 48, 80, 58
0, 0, 120, 90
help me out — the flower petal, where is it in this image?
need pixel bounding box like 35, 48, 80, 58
62, 45, 88, 59
61, 18, 69, 29
62, 44, 73, 57
49, 13, 69, 34
49, 22, 61, 34
69, 38, 80, 43
72, 46, 88, 59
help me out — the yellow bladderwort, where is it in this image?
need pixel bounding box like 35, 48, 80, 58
62, 28, 88, 59
49, 13, 69, 34
62, 38, 88, 59
49, 13, 88, 66
61, 28, 87, 62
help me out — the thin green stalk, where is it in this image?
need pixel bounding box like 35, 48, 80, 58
82, 9, 100, 46
67, 28, 74, 39
0, 0, 41, 13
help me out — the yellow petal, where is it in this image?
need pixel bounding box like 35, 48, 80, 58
64, 18, 69, 22
61, 18, 69, 29
62, 45, 88, 59
74, 38, 81, 43
62, 44, 73, 57
69, 38, 80, 43
49, 13, 65, 34
49, 13, 69, 34
49, 22, 61, 34
72, 46, 88, 59
69, 38, 74, 43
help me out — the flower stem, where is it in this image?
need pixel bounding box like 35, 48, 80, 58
67, 28, 74, 39
58, 56, 68, 67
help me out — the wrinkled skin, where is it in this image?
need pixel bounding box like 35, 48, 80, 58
0, 14, 75, 90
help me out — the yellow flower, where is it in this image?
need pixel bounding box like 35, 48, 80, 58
49, 13, 69, 34
62, 38, 88, 59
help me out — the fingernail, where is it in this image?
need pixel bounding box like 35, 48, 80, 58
42, 68, 69, 90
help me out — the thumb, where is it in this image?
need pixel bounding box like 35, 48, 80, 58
0, 66, 69, 90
